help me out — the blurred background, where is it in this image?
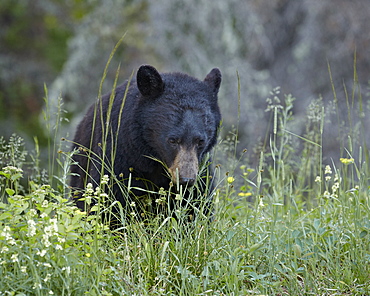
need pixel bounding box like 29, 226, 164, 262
1, 0, 369, 167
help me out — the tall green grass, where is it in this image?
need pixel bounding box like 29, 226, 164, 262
0, 63, 369, 295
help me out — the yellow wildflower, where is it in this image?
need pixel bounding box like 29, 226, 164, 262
238, 192, 252, 197
340, 158, 354, 165
227, 177, 235, 184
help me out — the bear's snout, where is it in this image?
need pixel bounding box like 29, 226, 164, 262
178, 177, 195, 187
169, 146, 198, 187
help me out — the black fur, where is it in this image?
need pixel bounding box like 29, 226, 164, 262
70, 65, 221, 221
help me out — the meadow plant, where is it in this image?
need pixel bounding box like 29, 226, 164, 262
0, 65, 369, 295
0, 161, 119, 295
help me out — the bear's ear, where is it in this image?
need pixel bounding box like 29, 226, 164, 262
137, 65, 164, 98
204, 68, 222, 94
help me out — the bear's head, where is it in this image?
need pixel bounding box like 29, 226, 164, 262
136, 65, 221, 187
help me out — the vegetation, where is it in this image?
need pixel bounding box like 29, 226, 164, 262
1, 77, 369, 295
1, 1, 369, 294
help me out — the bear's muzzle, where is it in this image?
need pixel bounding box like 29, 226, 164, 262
169, 146, 198, 187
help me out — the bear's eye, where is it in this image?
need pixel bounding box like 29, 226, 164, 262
195, 138, 205, 148
168, 138, 179, 146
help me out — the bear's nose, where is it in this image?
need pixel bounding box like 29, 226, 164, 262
179, 177, 195, 187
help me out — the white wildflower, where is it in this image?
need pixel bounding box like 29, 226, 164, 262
49, 218, 58, 234
1, 246, 9, 253
84, 183, 94, 196
11, 254, 18, 262
324, 165, 332, 175
32, 282, 42, 289
62, 266, 71, 275
9, 238, 16, 245
57, 237, 65, 243
1, 226, 16, 245
94, 186, 101, 196
1, 226, 11, 240
29, 209, 37, 217
323, 191, 330, 198
44, 273, 51, 282
101, 174, 109, 185
334, 174, 340, 183
332, 182, 339, 193
2, 166, 23, 175
98, 193, 109, 200
27, 220, 37, 237
258, 196, 265, 208
42, 234, 51, 248
37, 249, 47, 257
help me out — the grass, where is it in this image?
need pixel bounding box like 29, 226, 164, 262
0, 67, 370, 295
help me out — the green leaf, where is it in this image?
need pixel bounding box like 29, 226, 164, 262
5, 188, 15, 196
360, 230, 368, 238
0, 212, 12, 220
0, 172, 10, 179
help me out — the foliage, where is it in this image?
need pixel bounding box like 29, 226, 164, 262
1, 81, 370, 295
0, 174, 115, 294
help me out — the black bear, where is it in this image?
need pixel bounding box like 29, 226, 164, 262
70, 65, 221, 221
